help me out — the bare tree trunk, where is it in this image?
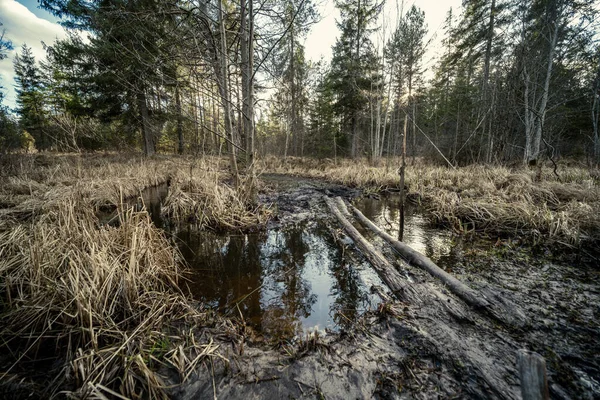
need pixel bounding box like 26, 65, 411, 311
324, 196, 419, 302
241, 0, 249, 163
351, 114, 358, 158
351, 0, 361, 159
175, 82, 184, 155
216, 0, 239, 186
246, 0, 255, 167
593, 90, 600, 165
531, 24, 558, 163
483, 0, 496, 163
138, 89, 154, 157
398, 114, 408, 241
592, 54, 600, 165
523, 2, 561, 164
290, 7, 298, 157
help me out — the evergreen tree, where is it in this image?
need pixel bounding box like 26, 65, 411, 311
41, 0, 182, 155
14, 44, 47, 149
307, 62, 337, 158
0, 22, 20, 152
268, 0, 318, 157
385, 5, 428, 159
0, 21, 12, 107
330, 0, 383, 157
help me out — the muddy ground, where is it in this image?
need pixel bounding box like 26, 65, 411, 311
171, 174, 600, 400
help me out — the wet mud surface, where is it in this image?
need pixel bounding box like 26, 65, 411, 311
105, 174, 599, 399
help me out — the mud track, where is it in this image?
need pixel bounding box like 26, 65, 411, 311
174, 174, 600, 400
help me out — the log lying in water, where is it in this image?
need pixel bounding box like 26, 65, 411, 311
323, 196, 419, 302
346, 199, 490, 310
342, 197, 527, 329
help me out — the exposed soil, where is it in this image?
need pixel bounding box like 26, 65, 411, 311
171, 174, 600, 399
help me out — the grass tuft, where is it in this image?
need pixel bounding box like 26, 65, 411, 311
262, 157, 600, 246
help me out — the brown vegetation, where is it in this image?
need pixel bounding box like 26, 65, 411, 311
262, 157, 600, 246
161, 159, 271, 231
0, 153, 261, 398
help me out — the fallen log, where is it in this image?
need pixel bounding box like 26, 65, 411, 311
517, 349, 549, 400
346, 199, 489, 309
323, 196, 419, 302
344, 197, 527, 329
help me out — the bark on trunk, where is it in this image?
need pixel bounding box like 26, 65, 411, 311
346, 198, 527, 328
517, 350, 550, 400
592, 56, 600, 165
216, 0, 239, 186
351, 201, 489, 309
138, 90, 154, 157
523, 6, 560, 164
399, 115, 407, 240
246, 0, 255, 167
175, 83, 184, 155
324, 196, 419, 302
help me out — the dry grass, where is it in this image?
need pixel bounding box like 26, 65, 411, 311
0, 153, 266, 397
0, 153, 271, 231
0, 196, 224, 398
0, 153, 176, 218
262, 156, 600, 246
162, 159, 272, 231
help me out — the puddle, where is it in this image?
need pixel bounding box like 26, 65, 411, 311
176, 221, 385, 338
103, 183, 386, 338
353, 195, 461, 271
99, 186, 469, 339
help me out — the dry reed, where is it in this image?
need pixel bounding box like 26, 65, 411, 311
0, 197, 222, 398
261, 156, 600, 245
0, 153, 257, 398
161, 159, 272, 231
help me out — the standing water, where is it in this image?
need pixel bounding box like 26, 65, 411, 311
354, 194, 461, 271
102, 185, 462, 339
177, 221, 385, 338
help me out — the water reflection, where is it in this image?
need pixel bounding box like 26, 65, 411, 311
178, 221, 384, 338
353, 195, 459, 270
99, 184, 389, 338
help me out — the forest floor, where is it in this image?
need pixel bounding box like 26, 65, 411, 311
0, 153, 598, 399
177, 171, 600, 400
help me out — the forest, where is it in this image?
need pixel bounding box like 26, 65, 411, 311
0, 0, 599, 399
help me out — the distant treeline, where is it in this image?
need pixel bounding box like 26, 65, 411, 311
0, 0, 598, 166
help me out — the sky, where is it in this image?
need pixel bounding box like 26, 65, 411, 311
0, 0, 462, 110
0, 0, 67, 108
304, 0, 462, 72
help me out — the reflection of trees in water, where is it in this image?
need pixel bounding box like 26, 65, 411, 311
260, 227, 317, 338
322, 223, 368, 330
329, 261, 364, 330
355, 195, 461, 275
177, 229, 264, 324
176, 220, 379, 338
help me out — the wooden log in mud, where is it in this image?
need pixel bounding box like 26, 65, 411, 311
346, 199, 489, 309
343, 197, 527, 329
517, 349, 550, 400
324, 196, 419, 302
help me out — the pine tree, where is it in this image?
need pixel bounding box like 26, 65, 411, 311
307, 62, 337, 158
0, 21, 12, 107
268, 0, 318, 157
385, 5, 427, 160
330, 0, 383, 158
0, 22, 20, 152
14, 44, 47, 149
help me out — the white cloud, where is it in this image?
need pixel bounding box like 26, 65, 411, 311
0, 0, 68, 109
